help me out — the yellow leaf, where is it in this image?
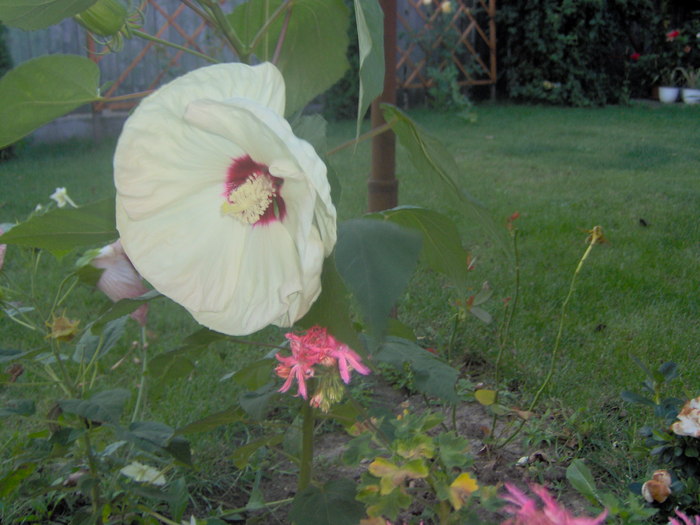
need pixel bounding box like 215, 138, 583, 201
449, 472, 479, 510
474, 389, 497, 406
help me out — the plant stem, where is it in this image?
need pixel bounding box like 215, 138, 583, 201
197, 0, 248, 60
326, 121, 395, 156
298, 400, 315, 492
132, 29, 219, 63
498, 228, 602, 447
491, 228, 520, 436
131, 325, 148, 423
83, 430, 103, 522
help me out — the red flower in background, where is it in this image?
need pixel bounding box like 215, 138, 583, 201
667, 29, 681, 41
629, 52, 641, 61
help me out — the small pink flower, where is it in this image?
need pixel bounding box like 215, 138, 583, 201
670, 511, 700, 525
630, 52, 641, 61
667, 29, 681, 41
500, 483, 608, 525
91, 240, 149, 325
275, 326, 370, 400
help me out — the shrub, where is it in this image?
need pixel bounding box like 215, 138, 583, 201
0, 23, 14, 160
496, 0, 698, 105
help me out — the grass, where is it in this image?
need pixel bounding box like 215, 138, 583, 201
1, 102, 699, 514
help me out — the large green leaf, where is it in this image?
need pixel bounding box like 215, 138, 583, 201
0, 198, 116, 256
60, 388, 130, 425
300, 254, 362, 352
354, 0, 384, 135
0, 54, 101, 148
335, 219, 422, 339
0, 0, 97, 30
375, 337, 459, 402
289, 478, 365, 525
382, 104, 511, 258
369, 206, 469, 287
229, 0, 350, 115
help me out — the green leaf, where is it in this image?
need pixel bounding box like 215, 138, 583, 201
0, 0, 97, 30
0, 463, 36, 499
354, 0, 384, 136
291, 113, 328, 154
289, 479, 365, 525
238, 383, 278, 420
0, 198, 116, 256
382, 104, 510, 258
232, 358, 275, 391
60, 388, 130, 425
0, 399, 36, 417
0, 54, 101, 148
566, 459, 600, 505
229, 0, 349, 115
300, 254, 363, 352
620, 390, 655, 406
231, 434, 284, 469
335, 219, 422, 339
72, 316, 127, 363
374, 337, 459, 402
369, 206, 469, 286
436, 432, 470, 470
175, 406, 245, 436
91, 290, 161, 332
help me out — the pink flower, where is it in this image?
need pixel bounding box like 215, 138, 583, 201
667, 29, 681, 41
500, 484, 608, 525
91, 240, 149, 325
630, 52, 641, 61
275, 326, 370, 400
670, 511, 700, 525
0, 228, 6, 271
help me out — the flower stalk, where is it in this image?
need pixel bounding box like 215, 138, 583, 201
298, 393, 315, 492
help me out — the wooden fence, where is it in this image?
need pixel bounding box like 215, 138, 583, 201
6, 0, 496, 112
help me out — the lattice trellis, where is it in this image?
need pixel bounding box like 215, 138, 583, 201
89, 0, 231, 111
87, 0, 496, 112
397, 0, 496, 90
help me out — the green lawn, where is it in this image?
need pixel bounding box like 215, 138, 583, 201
1, 103, 699, 511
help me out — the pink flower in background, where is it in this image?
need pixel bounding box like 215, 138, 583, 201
666, 29, 681, 41
630, 52, 641, 61
91, 240, 149, 325
670, 511, 700, 525
500, 483, 608, 525
275, 326, 370, 402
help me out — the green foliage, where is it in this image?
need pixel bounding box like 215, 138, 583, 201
0, 0, 98, 31
497, 0, 667, 104
228, 0, 350, 116
0, 54, 101, 148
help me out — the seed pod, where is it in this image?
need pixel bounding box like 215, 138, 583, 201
74, 0, 128, 37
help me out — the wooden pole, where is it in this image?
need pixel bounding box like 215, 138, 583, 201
368, 0, 398, 213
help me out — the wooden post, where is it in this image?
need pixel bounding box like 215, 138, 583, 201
368, 0, 398, 213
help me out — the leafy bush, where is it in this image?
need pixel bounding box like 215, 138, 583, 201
496, 0, 697, 105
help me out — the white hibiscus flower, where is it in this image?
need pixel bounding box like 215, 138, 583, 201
114, 62, 336, 335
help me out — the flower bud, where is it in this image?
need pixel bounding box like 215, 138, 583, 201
74, 0, 128, 37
